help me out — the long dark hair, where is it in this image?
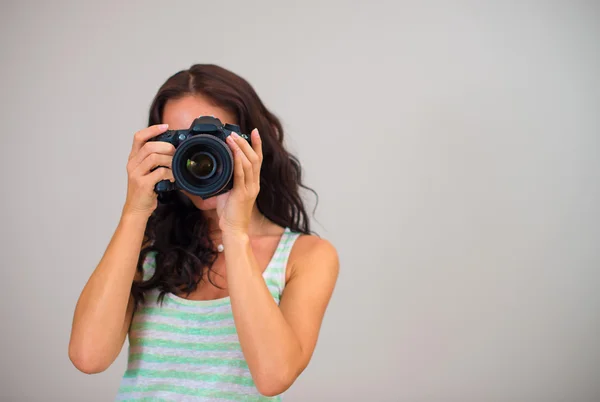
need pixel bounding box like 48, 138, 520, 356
131, 64, 316, 308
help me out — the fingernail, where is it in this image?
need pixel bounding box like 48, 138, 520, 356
159, 123, 169, 129
231, 132, 240, 139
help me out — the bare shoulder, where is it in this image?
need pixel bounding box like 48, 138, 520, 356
286, 233, 339, 281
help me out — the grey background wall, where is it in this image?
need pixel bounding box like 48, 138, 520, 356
1, 1, 599, 401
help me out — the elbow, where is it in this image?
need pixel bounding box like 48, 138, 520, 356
68, 341, 110, 374
254, 364, 300, 397
255, 379, 291, 398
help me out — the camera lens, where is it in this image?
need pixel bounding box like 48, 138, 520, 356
186, 152, 216, 179
172, 134, 234, 199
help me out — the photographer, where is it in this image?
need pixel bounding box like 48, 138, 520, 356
68, 64, 339, 401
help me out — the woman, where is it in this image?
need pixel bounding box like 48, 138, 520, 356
68, 64, 339, 401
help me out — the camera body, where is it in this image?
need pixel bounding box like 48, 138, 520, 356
149, 116, 250, 201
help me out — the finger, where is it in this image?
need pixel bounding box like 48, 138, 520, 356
250, 129, 262, 183
237, 141, 254, 189
227, 135, 246, 191
230, 132, 258, 190
129, 124, 169, 159
145, 167, 175, 190
129, 141, 176, 170
251, 129, 263, 163
132, 153, 173, 177
231, 131, 260, 167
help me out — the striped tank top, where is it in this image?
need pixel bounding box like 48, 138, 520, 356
116, 227, 301, 401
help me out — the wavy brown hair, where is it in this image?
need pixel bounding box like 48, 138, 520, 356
131, 64, 316, 308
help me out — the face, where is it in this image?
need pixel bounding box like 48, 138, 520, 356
162, 94, 237, 211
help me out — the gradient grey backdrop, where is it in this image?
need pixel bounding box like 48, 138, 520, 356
1, 1, 599, 401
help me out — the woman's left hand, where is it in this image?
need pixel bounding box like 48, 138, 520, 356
216, 128, 263, 235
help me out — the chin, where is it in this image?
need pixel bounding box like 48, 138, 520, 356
181, 190, 217, 211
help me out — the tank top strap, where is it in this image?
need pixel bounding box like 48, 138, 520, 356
262, 227, 301, 299
140, 250, 157, 281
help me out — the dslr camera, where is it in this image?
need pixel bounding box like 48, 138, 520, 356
149, 116, 250, 200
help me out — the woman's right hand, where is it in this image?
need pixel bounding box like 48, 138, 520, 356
122, 124, 176, 218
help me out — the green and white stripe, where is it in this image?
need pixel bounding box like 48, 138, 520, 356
115, 227, 300, 401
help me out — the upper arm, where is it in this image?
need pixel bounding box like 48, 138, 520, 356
114, 268, 141, 361
278, 236, 339, 372
121, 245, 152, 341
118, 294, 136, 344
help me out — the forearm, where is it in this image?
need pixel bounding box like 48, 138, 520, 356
223, 232, 302, 392
69, 212, 148, 370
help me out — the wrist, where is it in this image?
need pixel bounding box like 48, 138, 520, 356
120, 211, 150, 228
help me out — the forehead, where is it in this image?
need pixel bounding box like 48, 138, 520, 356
162, 94, 237, 130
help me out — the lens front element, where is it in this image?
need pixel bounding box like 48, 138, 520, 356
186, 151, 216, 179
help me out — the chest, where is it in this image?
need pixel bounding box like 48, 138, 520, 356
179, 236, 285, 301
